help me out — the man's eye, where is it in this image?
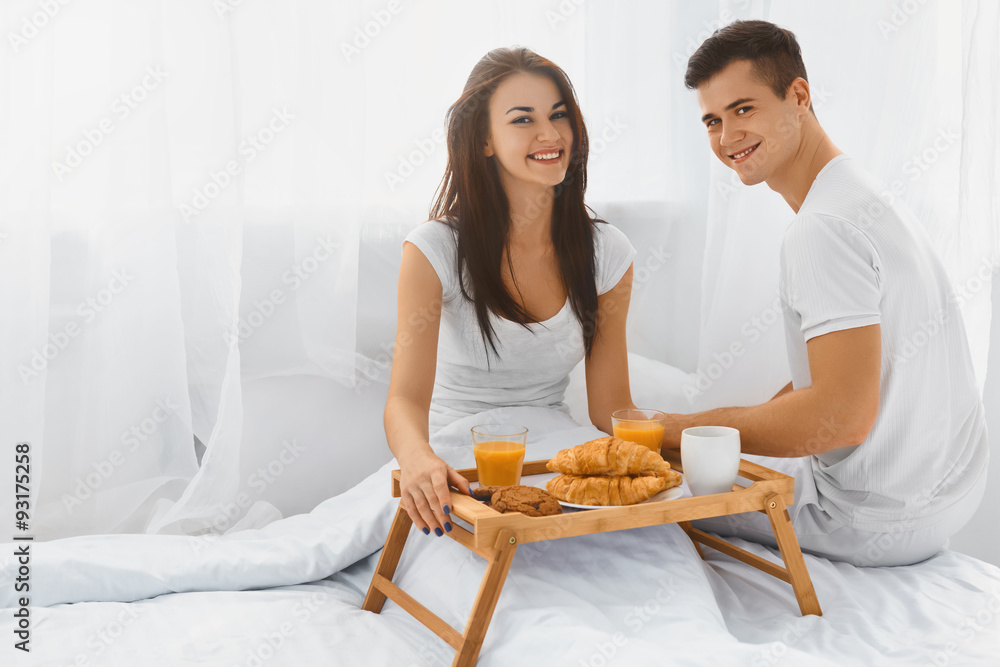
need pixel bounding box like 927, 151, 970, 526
737, 106, 752, 114
706, 118, 720, 128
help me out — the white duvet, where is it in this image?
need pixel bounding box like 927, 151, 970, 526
3, 407, 999, 666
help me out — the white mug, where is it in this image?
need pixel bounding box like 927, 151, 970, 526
681, 426, 741, 496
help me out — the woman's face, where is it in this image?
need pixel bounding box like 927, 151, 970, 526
484, 72, 574, 193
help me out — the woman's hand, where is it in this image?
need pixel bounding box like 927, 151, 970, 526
398, 449, 471, 536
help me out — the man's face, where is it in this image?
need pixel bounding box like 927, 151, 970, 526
696, 59, 804, 186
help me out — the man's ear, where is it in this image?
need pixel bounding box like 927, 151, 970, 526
788, 77, 811, 112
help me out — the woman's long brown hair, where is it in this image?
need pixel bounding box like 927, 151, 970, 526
430, 47, 600, 360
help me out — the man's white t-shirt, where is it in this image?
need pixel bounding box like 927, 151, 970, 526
780, 155, 988, 531
405, 219, 636, 433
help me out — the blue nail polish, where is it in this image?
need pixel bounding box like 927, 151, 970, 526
434, 527, 443, 537
468, 488, 475, 497
422, 527, 430, 535
444, 522, 452, 533
444, 505, 451, 515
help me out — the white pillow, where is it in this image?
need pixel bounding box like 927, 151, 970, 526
564, 353, 695, 427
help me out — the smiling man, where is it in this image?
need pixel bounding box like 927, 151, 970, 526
669, 20, 988, 566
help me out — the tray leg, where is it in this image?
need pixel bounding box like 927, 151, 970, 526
362, 504, 413, 613
453, 529, 519, 667
764, 494, 822, 616
678, 521, 705, 559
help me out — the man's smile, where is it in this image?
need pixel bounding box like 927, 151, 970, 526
728, 142, 761, 162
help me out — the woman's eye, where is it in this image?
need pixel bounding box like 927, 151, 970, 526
551, 111, 568, 120
512, 116, 531, 124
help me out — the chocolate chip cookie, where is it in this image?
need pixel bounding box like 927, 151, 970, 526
487, 485, 562, 517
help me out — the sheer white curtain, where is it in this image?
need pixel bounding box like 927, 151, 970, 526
1, 0, 996, 541
2, 0, 367, 537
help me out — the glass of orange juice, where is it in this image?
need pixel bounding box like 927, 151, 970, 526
471, 424, 527, 486
612, 409, 666, 453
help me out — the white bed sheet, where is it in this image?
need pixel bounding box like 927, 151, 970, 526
3, 407, 999, 666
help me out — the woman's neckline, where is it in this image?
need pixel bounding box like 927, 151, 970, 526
497, 298, 570, 327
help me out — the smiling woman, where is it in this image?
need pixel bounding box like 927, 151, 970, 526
383, 47, 638, 537
429, 48, 598, 354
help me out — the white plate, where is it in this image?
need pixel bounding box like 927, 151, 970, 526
557, 485, 684, 509
511, 472, 686, 510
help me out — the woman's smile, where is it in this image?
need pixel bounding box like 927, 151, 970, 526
528, 148, 564, 164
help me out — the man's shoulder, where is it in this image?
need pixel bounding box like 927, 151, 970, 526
800, 156, 904, 226
784, 210, 857, 243
781, 209, 881, 273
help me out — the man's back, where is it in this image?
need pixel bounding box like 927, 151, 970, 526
780, 155, 988, 531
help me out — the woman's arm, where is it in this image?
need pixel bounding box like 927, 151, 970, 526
584, 264, 636, 435
384, 242, 470, 537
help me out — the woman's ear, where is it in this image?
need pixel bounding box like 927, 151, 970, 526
484, 138, 494, 157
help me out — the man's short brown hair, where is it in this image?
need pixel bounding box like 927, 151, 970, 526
684, 20, 810, 104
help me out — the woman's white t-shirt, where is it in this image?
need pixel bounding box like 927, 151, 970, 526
404, 219, 635, 433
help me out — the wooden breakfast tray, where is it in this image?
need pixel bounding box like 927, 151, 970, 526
363, 454, 822, 666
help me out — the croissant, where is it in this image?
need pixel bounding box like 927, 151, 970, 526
546, 472, 682, 506
546, 437, 674, 477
